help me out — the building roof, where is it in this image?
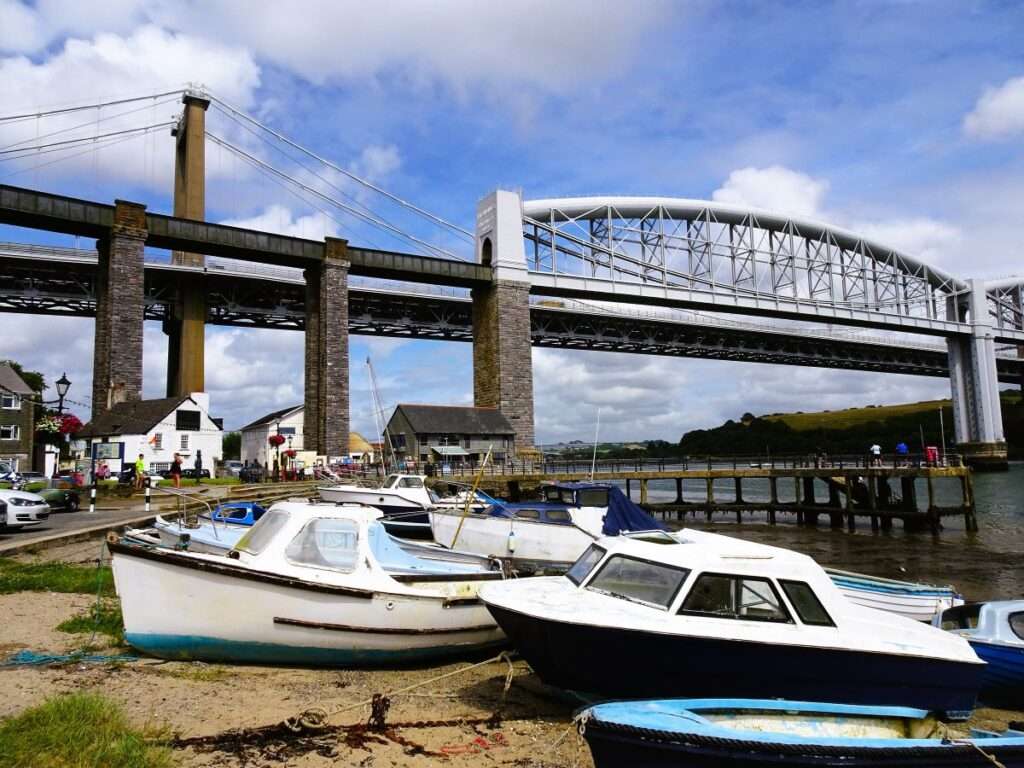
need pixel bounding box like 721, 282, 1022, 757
349, 432, 373, 454
239, 404, 303, 432
78, 396, 192, 438
391, 404, 514, 435
0, 363, 34, 396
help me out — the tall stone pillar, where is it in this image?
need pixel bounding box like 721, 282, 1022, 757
946, 279, 1007, 470
472, 190, 535, 453
166, 92, 210, 396
304, 238, 350, 458
92, 200, 147, 417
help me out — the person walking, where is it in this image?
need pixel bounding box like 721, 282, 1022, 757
133, 453, 146, 491
194, 450, 203, 485
895, 441, 909, 467
170, 453, 183, 489
869, 443, 882, 467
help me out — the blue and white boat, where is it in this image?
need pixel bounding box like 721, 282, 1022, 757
826, 567, 964, 622
480, 529, 983, 718
935, 601, 1024, 706
109, 501, 506, 665
203, 501, 267, 526
578, 699, 1024, 767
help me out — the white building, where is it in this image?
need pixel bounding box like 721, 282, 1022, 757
240, 405, 304, 467
78, 393, 223, 474
239, 404, 375, 466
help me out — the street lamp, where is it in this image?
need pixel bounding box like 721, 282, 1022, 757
55, 372, 70, 414
275, 419, 281, 482
286, 434, 293, 481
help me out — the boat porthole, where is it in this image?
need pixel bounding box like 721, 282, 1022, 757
386, 601, 395, 611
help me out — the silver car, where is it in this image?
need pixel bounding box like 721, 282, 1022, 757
0, 489, 50, 528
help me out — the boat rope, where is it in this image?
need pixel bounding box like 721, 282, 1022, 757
539, 710, 591, 768
956, 740, 1009, 768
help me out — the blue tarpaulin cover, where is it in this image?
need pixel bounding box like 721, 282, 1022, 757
601, 485, 666, 535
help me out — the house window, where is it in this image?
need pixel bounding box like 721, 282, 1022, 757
0, 425, 19, 440
1, 394, 19, 409
175, 410, 201, 431
152, 433, 163, 451
278, 427, 296, 436
180, 434, 189, 451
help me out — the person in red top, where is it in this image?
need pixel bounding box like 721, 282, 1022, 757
170, 453, 183, 489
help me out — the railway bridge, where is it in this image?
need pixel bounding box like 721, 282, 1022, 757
1, 92, 1022, 468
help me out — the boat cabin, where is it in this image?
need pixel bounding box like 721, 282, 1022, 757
936, 601, 1024, 646
540, 482, 611, 508
232, 501, 499, 581
486, 503, 575, 525
206, 502, 267, 526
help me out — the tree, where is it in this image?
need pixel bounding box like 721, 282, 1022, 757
222, 431, 241, 460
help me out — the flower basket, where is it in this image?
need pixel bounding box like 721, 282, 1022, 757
268, 434, 286, 447
283, 449, 297, 458
59, 414, 83, 435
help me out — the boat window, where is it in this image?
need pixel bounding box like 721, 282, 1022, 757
398, 477, 423, 488
566, 544, 606, 586
939, 604, 982, 631
285, 518, 360, 573
227, 508, 248, 521
680, 573, 792, 623
251, 505, 267, 521
1010, 613, 1024, 641
234, 509, 289, 555
779, 580, 835, 627
384, 475, 398, 488
514, 508, 540, 520
587, 556, 690, 610
577, 488, 609, 507
545, 508, 572, 524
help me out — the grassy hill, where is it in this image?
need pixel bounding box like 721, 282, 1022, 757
679, 390, 1023, 458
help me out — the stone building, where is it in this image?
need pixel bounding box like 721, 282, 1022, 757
385, 404, 514, 466
0, 363, 37, 473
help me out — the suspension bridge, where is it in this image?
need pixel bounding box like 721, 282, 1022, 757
0, 88, 1021, 468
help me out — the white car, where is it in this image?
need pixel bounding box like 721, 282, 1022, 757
0, 489, 51, 528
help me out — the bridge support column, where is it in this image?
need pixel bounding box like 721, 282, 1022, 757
303, 237, 350, 458
472, 190, 535, 454
92, 200, 147, 416
947, 279, 1007, 470
166, 92, 210, 397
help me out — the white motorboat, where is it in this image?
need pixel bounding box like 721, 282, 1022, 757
479, 528, 983, 719
430, 482, 663, 573
109, 501, 506, 665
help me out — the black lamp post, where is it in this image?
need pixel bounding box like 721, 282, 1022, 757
52, 372, 71, 478
286, 434, 293, 480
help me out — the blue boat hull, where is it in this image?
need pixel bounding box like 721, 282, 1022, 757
486, 604, 981, 719
971, 640, 1024, 706
584, 723, 1024, 767
125, 632, 505, 667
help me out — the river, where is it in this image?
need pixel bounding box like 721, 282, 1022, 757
630, 462, 1023, 602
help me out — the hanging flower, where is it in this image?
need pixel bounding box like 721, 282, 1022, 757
268, 434, 286, 447
59, 414, 83, 435
36, 414, 61, 434
283, 449, 297, 458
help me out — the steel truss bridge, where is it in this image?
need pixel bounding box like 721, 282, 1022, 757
1, 242, 1020, 385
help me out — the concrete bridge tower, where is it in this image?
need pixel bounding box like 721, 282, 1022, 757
166, 92, 209, 397
473, 190, 535, 453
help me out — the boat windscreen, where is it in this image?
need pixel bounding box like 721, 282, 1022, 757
577, 488, 609, 507
587, 555, 690, 609
285, 518, 360, 573
234, 509, 289, 554
567, 544, 606, 586
1010, 612, 1024, 641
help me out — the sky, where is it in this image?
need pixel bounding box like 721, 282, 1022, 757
1, 0, 1023, 443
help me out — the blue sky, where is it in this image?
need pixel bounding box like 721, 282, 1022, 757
1, 1, 1022, 442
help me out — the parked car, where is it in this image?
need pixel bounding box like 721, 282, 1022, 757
222, 460, 243, 478
117, 467, 162, 485
0, 488, 50, 528
16, 471, 46, 484
37, 487, 80, 513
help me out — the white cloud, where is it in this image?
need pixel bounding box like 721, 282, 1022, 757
712, 165, 828, 218
354, 145, 401, 182
220, 204, 339, 240
0, 25, 260, 189
0, 0, 46, 53
963, 75, 1024, 140
851, 218, 962, 270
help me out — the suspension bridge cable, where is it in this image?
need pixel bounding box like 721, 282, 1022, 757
207, 131, 460, 259
211, 104, 428, 249
0, 121, 177, 158
0, 127, 167, 180
207, 94, 475, 240
0, 90, 185, 124
0, 96, 181, 152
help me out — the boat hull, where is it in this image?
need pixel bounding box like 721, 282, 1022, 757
584, 722, 1024, 768
827, 569, 962, 622
971, 640, 1024, 706
485, 604, 981, 718
111, 543, 504, 666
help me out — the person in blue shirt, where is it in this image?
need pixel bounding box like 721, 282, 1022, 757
895, 441, 909, 466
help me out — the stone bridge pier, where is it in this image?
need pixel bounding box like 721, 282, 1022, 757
947, 279, 1007, 470
472, 190, 535, 454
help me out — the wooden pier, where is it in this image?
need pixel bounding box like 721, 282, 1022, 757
440, 462, 977, 533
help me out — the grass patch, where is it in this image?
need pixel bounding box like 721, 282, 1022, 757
764, 399, 952, 431
57, 600, 125, 647
0, 558, 113, 596
154, 477, 239, 487
0, 692, 171, 768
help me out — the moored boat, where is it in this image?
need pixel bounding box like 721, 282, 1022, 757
935, 601, 1024, 706
480, 529, 983, 718
578, 699, 1024, 767
826, 567, 964, 622
430, 482, 663, 573
110, 501, 506, 665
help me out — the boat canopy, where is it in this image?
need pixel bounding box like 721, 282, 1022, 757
600, 485, 665, 536
938, 601, 1024, 646
487, 483, 663, 534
